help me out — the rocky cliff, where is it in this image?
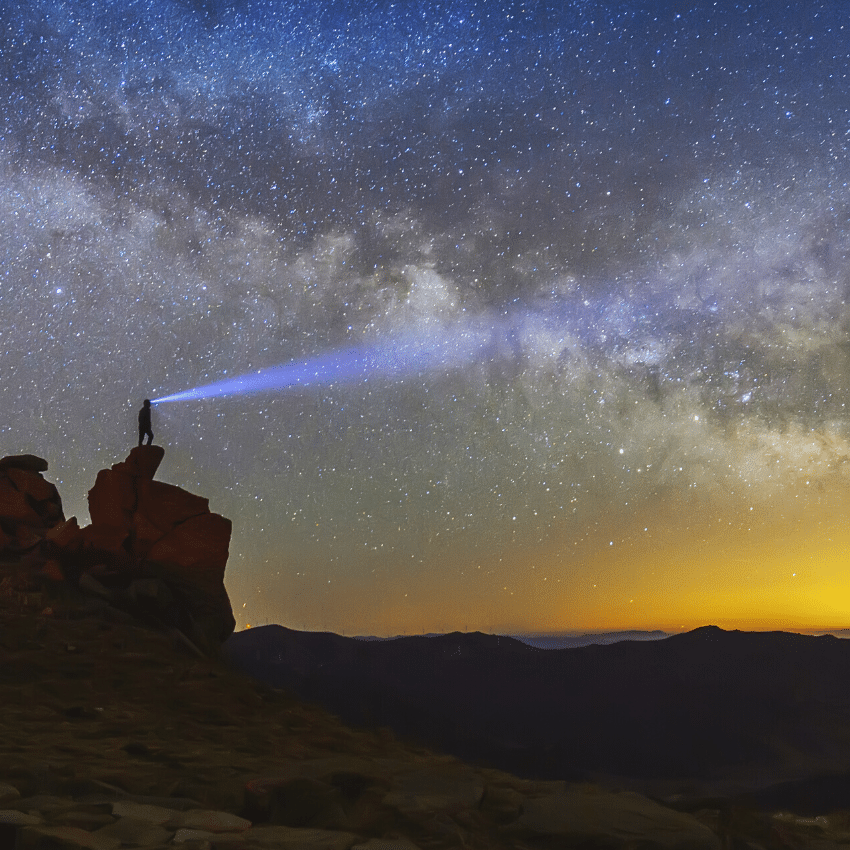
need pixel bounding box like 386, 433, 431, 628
0, 447, 234, 653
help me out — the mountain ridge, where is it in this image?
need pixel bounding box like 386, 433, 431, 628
225, 621, 850, 801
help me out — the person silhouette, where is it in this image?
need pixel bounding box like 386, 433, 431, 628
138, 399, 154, 446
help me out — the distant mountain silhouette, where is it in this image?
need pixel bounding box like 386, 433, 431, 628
353, 629, 669, 649
224, 624, 850, 799
511, 629, 669, 649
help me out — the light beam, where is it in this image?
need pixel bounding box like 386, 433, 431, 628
152, 321, 497, 404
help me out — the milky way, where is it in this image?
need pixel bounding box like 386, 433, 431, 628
2, 0, 850, 634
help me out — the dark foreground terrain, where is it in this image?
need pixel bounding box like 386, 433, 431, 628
226, 624, 850, 812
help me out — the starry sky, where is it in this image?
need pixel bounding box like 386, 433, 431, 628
3, 0, 850, 635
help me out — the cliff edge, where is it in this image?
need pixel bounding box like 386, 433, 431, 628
0, 447, 234, 653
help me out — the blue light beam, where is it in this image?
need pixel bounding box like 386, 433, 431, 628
152, 322, 497, 404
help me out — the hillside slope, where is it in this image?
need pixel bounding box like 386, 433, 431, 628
225, 623, 850, 800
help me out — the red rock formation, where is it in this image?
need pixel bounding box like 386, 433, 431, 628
0, 455, 65, 556
29, 446, 235, 652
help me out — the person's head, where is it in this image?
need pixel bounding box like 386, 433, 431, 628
143, 399, 151, 407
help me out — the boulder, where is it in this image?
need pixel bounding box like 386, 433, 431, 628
50, 446, 235, 650
0, 454, 48, 472
5, 467, 59, 504
91, 818, 173, 848
0, 785, 21, 805
17, 824, 121, 850
135, 479, 209, 532
111, 445, 165, 480
77, 525, 132, 565
87, 469, 136, 529
0, 483, 43, 524
227, 826, 360, 850
14, 525, 43, 551
165, 810, 252, 832
0, 446, 234, 651
144, 511, 235, 645
0, 456, 65, 558
146, 510, 230, 579
382, 767, 484, 814
507, 787, 721, 850
44, 518, 83, 552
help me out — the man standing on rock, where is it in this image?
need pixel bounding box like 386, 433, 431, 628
138, 399, 154, 446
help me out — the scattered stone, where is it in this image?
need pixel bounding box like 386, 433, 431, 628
480, 783, 524, 822
0, 811, 43, 826
110, 801, 180, 824
166, 809, 252, 833
18, 824, 121, 850
352, 840, 422, 850
0, 813, 42, 850
108, 794, 202, 811
382, 766, 484, 814
92, 816, 173, 847
507, 787, 721, 850
172, 827, 219, 843
50, 812, 116, 831
0, 784, 21, 805
234, 826, 360, 850
261, 777, 349, 829
16, 796, 79, 814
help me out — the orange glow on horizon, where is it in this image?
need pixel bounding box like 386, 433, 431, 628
232, 479, 850, 637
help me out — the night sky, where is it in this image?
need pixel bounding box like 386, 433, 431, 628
3, 0, 850, 635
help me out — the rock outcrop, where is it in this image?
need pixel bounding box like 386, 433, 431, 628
0, 447, 235, 653
0, 455, 64, 555
56, 446, 235, 651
